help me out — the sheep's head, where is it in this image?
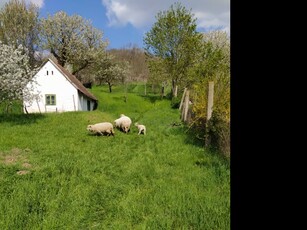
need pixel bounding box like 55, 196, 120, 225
123, 126, 129, 133
87, 125, 93, 132
135, 122, 139, 126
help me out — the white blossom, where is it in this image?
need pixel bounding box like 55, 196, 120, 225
0, 41, 39, 105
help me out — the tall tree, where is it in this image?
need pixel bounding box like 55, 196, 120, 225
40, 11, 108, 75
143, 2, 202, 97
0, 0, 40, 66
0, 42, 38, 111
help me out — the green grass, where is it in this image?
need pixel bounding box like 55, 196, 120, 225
0, 85, 230, 229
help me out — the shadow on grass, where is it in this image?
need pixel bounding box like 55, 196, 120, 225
0, 113, 46, 125
168, 123, 230, 164
184, 126, 229, 157
140, 94, 165, 104
183, 126, 206, 148
111, 96, 125, 102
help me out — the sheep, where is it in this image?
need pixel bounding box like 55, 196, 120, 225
114, 118, 122, 129
87, 122, 115, 136
135, 122, 146, 135
114, 114, 132, 133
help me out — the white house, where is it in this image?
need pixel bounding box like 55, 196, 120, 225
23, 58, 98, 113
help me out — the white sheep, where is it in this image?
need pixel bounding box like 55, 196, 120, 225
135, 122, 146, 135
114, 118, 122, 129
87, 122, 115, 136
114, 114, 132, 133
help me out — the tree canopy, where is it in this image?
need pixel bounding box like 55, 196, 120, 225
143, 2, 203, 97
40, 11, 108, 75
0, 0, 40, 66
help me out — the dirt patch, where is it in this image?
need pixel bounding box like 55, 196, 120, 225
1, 148, 28, 164
16, 170, 30, 175
22, 162, 32, 168
0, 148, 34, 174
3, 155, 18, 164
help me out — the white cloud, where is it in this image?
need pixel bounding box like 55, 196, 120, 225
0, 0, 44, 9
28, 0, 44, 8
101, 0, 230, 32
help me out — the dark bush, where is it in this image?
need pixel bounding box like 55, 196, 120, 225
207, 111, 230, 157
171, 96, 181, 109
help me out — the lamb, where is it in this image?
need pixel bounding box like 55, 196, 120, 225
114, 114, 132, 133
135, 122, 146, 135
87, 122, 114, 136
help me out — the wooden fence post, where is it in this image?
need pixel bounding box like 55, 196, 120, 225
179, 88, 187, 111
205, 81, 214, 146
183, 89, 190, 122
207, 81, 214, 120
180, 89, 190, 122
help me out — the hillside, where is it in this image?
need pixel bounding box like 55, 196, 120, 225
0, 85, 230, 229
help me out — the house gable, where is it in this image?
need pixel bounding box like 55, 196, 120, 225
23, 59, 98, 113
48, 59, 98, 101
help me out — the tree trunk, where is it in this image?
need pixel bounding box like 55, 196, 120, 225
72, 60, 89, 75
24, 106, 28, 114
174, 85, 178, 97
161, 86, 165, 98
172, 80, 177, 97
108, 82, 112, 93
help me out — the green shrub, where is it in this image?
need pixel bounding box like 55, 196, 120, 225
170, 96, 181, 109
207, 110, 230, 157
0, 100, 23, 114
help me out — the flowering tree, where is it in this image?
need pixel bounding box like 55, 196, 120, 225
0, 0, 40, 67
0, 41, 38, 112
94, 54, 130, 93
40, 11, 108, 76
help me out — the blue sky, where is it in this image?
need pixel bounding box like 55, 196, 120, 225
0, 0, 230, 49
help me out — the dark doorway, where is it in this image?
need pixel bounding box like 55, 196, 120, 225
87, 100, 91, 111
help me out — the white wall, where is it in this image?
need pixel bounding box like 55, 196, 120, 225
24, 61, 79, 113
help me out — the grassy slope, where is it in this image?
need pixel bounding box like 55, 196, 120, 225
0, 85, 230, 229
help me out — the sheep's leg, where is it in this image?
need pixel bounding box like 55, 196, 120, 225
98, 131, 103, 136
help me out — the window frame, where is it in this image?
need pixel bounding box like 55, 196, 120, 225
45, 94, 56, 106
